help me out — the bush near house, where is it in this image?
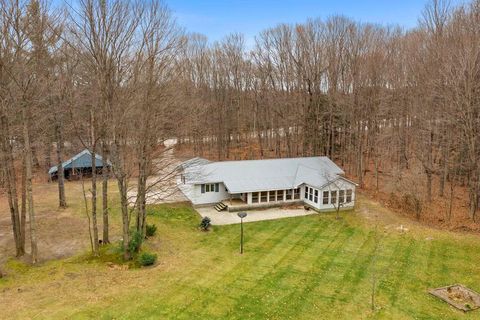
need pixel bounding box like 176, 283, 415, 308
146, 224, 157, 237
199, 216, 211, 231
138, 252, 157, 266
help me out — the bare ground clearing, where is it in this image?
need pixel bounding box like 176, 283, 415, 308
0, 181, 120, 266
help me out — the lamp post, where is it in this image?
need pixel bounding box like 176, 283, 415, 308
237, 212, 247, 254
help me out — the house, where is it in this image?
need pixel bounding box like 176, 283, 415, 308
178, 156, 357, 212
48, 149, 110, 180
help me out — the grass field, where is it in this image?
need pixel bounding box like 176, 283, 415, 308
1, 195, 480, 319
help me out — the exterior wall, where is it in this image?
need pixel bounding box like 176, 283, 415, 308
188, 182, 230, 205
304, 179, 356, 211
179, 178, 356, 212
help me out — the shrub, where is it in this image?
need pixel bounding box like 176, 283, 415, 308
199, 216, 211, 231
128, 230, 143, 253
146, 224, 157, 237
402, 193, 422, 219
138, 252, 157, 266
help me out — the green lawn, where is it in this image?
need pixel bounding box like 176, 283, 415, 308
1, 199, 480, 319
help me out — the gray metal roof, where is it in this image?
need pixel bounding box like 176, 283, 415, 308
179, 157, 211, 169
48, 149, 108, 175
183, 156, 347, 193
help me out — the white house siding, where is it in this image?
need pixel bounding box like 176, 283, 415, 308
304, 179, 356, 211
185, 182, 230, 205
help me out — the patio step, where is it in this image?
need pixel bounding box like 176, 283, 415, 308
214, 202, 227, 212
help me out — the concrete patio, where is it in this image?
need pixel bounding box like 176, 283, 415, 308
195, 206, 317, 225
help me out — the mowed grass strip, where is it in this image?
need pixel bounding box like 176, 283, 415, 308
2, 202, 480, 320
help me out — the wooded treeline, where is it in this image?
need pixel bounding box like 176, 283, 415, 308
0, 0, 479, 263
177, 0, 480, 223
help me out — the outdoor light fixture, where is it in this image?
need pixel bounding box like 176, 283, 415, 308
237, 212, 247, 254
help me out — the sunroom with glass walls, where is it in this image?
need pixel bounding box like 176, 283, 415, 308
303, 179, 356, 211
249, 188, 301, 205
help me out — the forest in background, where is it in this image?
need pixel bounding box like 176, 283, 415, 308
1, 0, 480, 264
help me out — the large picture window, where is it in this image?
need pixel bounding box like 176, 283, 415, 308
323, 191, 329, 205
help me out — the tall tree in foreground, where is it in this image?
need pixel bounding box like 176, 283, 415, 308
68, 0, 142, 259
132, 0, 182, 238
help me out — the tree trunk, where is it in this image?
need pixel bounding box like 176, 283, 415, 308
0, 113, 23, 256
117, 175, 131, 260
55, 122, 67, 208
20, 157, 27, 253
22, 107, 38, 264
426, 170, 432, 203
90, 110, 99, 255
102, 142, 109, 244
45, 136, 52, 174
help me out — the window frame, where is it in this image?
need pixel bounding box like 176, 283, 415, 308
260, 191, 268, 203
339, 190, 345, 203
294, 188, 300, 200
331, 190, 337, 205
286, 189, 293, 201
252, 192, 259, 203
269, 191, 276, 202
322, 191, 329, 205
346, 189, 352, 203
277, 190, 284, 202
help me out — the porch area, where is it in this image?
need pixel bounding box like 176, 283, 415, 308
195, 205, 314, 225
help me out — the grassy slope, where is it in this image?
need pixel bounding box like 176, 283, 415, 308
1, 198, 480, 319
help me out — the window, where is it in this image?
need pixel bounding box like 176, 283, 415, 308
252, 192, 259, 203
314, 190, 318, 203
277, 190, 284, 202
269, 191, 276, 202
261, 191, 268, 202
346, 189, 352, 203
305, 187, 309, 199
339, 190, 345, 204
203, 183, 219, 193
294, 188, 300, 200
331, 190, 337, 204
286, 189, 293, 201
323, 191, 329, 205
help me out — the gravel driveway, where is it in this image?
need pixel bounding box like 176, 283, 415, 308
195, 206, 317, 225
